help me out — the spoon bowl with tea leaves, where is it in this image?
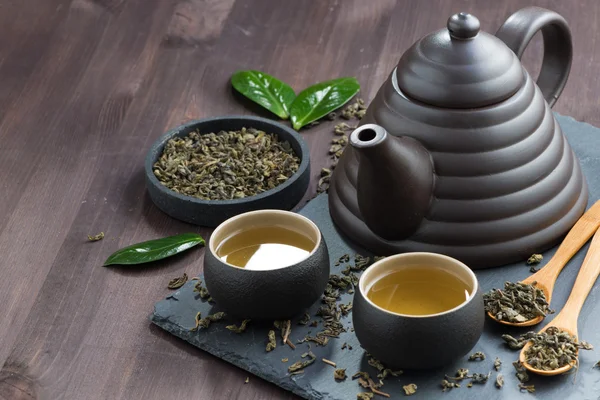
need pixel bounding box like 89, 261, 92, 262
518, 226, 600, 376
486, 200, 600, 327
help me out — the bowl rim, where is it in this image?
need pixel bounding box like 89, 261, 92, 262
207, 209, 322, 272
358, 252, 479, 319
144, 115, 310, 206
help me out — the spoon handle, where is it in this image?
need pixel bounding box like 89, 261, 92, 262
523, 201, 600, 294
552, 227, 600, 331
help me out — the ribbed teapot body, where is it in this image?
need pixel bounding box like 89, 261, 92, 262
328, 68, 588, 268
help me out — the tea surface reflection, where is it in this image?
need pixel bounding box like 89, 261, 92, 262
216, 226, 315, 270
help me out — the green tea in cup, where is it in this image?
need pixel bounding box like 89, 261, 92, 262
366, 265, 470, 315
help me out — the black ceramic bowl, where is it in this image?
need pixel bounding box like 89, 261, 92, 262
353, 253, 484, 370
144, 116, 310, 227
204, 209, 329, 320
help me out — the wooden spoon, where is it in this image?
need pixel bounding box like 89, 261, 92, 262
519, 226, 600, 376
488, 200, 600, 327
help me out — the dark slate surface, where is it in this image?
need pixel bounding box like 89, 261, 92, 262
150, 114, 600, 400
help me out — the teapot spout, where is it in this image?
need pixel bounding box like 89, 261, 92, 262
350, 124, 434, 241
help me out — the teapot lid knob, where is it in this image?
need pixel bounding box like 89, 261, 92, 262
447, 12, 480, 39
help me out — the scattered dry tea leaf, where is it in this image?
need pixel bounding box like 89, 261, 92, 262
352, 371, 370, 381
519, 383, 535, 393
368, 385, 389, 398
581, 341, 594, 350
244, 377, 249, 384
469, 372, 490, 385
494, 357, 502, 371
266, 330, 276, 352
298, 312, 311, 325
193, 280, 211, 300
448, 368, 469, 381
317, 168, 331, 194
468, 351, 486, 361
353, 372, 389, 398
403, 383, 417, 396
339, 302, 353, 316
282, 358, 288, 363
513, 361, 530, 383
274, 320, 296, 349
322, 358, 337, 367
357, 393, 374, 400
282, 320, 291, 345
226, 319, 251, 333
168, 273, 188, 289
341, 98, 366, 120
190, 312, 202, 331
527, 253, 543, 265
367, 357, 402, 383
88, 232, 104, 241
354, 254, 372, 270
527, 254, 544, 273
336, 254, 351, 265
334, 369, 347, 380
495, 373, 504, 388
197, 312, 226, 329
502, 334, 527, 350
298, 335, 329, 346
288, 351, 316, 373
441, 379, 460, 391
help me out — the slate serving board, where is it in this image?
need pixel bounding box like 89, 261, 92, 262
151, 114, 600, 400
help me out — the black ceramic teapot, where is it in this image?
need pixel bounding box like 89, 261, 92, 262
328, 7, 588, 269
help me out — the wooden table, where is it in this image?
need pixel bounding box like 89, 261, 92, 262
2, 1, 600, 398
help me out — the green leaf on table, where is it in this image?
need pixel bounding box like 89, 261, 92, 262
231, 70, 296, 119
103, 233, 205, 266
289, 77, 360, 130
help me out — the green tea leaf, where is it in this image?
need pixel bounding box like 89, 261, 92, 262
290, 77, 360, 130
231, 70, 296, 119
103, 233, 204, 266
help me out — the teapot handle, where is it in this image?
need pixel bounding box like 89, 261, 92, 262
496, 6, 572, 108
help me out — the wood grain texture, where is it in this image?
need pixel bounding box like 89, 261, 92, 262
1, 0, 600, 398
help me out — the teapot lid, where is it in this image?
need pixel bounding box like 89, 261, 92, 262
396, 13, 524, 108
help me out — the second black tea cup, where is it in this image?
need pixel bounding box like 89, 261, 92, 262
353, 252, 484, 370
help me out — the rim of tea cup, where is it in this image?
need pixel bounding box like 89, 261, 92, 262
208, 209, 322, 271
358, 252, 478, 318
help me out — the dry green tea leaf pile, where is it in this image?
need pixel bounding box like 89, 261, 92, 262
483, 281, 554, 323
153, 128, 300, 200
503, 327, 592, 371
